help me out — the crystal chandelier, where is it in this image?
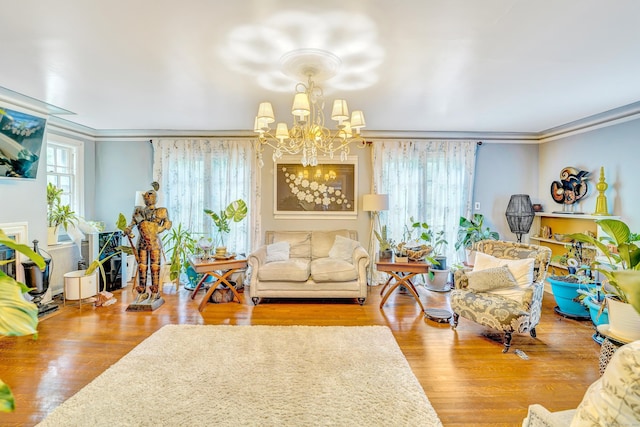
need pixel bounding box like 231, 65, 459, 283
253, 49, 366, 167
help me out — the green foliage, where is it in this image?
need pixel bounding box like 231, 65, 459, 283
566, 219, 640, 303
204, 199, 248, 247
161, 224, 197, 281
455, 214, 499, 251
0, 229, 45, 412
46, 182, 77, 229
410, 218, 448, 256
614, 271, 640, 314
373, 225, 394, 251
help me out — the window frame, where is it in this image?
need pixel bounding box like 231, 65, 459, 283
46, 134, 85, 218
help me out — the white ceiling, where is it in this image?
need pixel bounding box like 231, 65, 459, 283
2, 0, 640, 135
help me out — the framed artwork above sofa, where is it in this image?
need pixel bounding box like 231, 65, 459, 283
273, 156, 357, 219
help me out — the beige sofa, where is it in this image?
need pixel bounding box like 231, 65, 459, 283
248, 229, 369, 305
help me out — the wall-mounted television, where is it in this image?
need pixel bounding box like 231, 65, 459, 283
0, 105, 47, 179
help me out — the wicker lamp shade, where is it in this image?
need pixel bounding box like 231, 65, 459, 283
505, 194, 535, 242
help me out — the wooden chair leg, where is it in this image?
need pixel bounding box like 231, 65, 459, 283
503, 332, 513, 353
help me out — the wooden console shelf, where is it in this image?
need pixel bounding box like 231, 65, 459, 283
530, 212, 619, 276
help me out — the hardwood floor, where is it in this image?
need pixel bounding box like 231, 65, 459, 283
0, 282, 602, 426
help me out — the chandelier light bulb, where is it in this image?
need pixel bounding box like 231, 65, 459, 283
254, 52, 367, 168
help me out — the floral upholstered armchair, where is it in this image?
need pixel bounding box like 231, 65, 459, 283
450, 240, 551, 352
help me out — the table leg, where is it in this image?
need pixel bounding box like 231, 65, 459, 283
379, 271, 425, 313
198, 268, 242, 311
190, 273, 211, 300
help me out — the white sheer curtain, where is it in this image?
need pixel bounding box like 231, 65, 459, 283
152, 138, 261, 255
371, 140, 477, 265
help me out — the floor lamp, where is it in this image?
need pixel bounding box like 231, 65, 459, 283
363, 194, 389, 285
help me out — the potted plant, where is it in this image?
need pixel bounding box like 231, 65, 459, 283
160, 223, 197, 288
455, 213, 499, 264
411, 219, 451, 291
63, 214, 130, 301
0, 228, 44, 412
546, 241, 598, 319
567, 219, 640, 341
373, 225, 394, 259
46, 182, 77, 245
204, 199, 248, 256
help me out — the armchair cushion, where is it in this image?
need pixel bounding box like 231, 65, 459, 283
265, 241, 290, 263
570, 340, 640, 426
467, 266, 518, 292
474, 251, 535, 286
329, 235, 361, 263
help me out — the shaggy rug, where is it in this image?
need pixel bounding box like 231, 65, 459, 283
38, 325, 442, 426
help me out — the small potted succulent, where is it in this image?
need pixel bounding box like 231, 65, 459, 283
373, 225, 394, 260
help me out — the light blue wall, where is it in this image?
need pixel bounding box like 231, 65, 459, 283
94, 140, 154, 229
537, 118, 640, 231
473, 143, 539, 241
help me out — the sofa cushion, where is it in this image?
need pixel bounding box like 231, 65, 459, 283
310, 258, 358, 282
265, 241, 290, 263
311, 229, 351, 259
328, 235, 361, 263
257, 258, 310, 282
272, 232, 311, 259
466, 266, 518, 292
570, 340, 640, 426
473, 252, 535, 286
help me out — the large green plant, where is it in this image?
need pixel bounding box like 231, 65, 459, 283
567, 218, 640, 303
0, 229, 45, 412
455, 213, 499, 251
204, 199, 248, 248
161, 223, 197, 281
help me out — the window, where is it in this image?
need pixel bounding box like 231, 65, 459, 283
46, 135, 84, 217
372, 140, 477, 264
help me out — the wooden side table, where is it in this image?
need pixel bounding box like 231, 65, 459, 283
188, 256, 248, 311
376, 259, 429, 312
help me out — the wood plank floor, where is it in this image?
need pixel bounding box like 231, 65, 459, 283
0, 282, 602, 426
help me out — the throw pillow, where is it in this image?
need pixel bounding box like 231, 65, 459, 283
570, 340, 640, 426
466, 266, 519, 292
265, 241, 290, 263
328, 235, 361, 263
473, 252, 535, 286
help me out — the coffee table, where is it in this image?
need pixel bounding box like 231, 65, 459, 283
189, 256, 248, 311
376, 259, 429, 312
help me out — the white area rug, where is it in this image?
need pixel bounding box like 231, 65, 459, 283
38, 325, 442, 426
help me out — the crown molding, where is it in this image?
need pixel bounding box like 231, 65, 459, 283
538, 100, 640, 143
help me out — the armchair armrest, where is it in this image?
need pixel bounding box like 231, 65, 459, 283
453, 267, 472, 289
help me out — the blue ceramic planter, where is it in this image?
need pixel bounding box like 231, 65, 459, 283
546, 276, 593, 320
583, 295, 609, 326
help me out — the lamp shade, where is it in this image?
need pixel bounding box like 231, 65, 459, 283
363, 194, 389, 212
331, 99, 349, 123
505, 194, 535, 242
291, 93, 310, 119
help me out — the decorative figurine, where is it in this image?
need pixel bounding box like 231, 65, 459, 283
124, 182, 172, 311
550, 167, 589, 212
592, 166, 610, 216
